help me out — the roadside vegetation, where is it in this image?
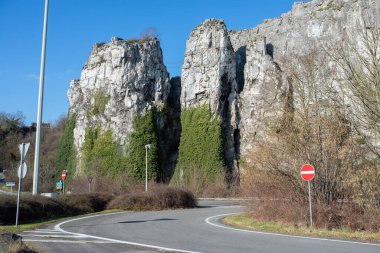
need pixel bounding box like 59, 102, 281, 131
223, 214, 380, 243
0, 185, 196, 226
0, 241, 41, 253
107, 185, 196, 211
239, 25, 380, 238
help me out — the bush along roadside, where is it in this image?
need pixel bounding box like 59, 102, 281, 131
107, 185, 196, 211
0, 193, 113, 225
0, 186, 197, 226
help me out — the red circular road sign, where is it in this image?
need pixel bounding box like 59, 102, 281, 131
61, 170, 67, 181
300, 164, 315, 181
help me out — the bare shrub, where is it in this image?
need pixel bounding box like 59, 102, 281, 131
107, 185, 196, 211
57, 193, 113, 214
241, 169, 380, 232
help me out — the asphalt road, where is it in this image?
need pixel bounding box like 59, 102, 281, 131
20, 200, 380, 253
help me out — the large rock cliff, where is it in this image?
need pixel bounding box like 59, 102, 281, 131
67, 0, 380, 182
68, 37, 171, 174
181, 19, 239, 180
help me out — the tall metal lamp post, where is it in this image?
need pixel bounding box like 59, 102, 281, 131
33, 0, 49, 195
145, 144, 151, 192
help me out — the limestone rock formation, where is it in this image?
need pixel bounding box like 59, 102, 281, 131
238, 36, 284, 158
229, 0, 380, 159
181, 19, 239, 179
68, 37, 171, 174
66, 0, 380, 182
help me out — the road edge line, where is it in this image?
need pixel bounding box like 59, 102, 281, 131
54, 212, 203, 253
205, 212, 380, 247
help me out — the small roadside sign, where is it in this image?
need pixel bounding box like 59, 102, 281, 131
17, 163, 27, 179
6, 182, 15, 193
300, 164, 315, 181
61, 170, 67, 181
300, 164, 315, 227
56, 181, 63, 190
6, 182, 15, 187
19, 143, 30, 160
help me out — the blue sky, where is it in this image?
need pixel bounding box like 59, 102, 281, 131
0, 0, 298, 125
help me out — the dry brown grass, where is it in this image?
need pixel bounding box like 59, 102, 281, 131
0, 242, 42, 253
107, 185, 196, 211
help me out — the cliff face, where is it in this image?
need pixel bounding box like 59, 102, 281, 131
68, 37, 171, 174
228, 0, 380, 158
67, 0, 379, 181
181, 19, 239, 180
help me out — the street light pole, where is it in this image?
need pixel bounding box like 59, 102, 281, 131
145, 144, 151, 192
33, 0, 49, 195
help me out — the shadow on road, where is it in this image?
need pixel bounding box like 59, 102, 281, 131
118, 218, 178, 224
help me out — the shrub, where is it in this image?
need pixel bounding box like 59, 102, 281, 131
0, 195, 65, 225
172, 105, 224, 186
241, 168, 380, 232
81, 128, 124, 177
0, 194, 113, 225
107, 185, 196, 211
92, 92, 110, 115
125, 109, 159, 181
57, 193, 113, 215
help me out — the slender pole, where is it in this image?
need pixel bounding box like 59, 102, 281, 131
16, 144, 25, 227
33, 0, 49, 195
63, 180, 65, 195
308, 181, 313, 227
89, 182, 91, 193
145, 146, 148, 192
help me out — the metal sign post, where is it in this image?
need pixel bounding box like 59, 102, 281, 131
300, 164, 315, 228
308, 181, 313, 227
15, 144, 25, 227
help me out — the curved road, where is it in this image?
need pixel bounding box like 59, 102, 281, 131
22, 201, 379, 253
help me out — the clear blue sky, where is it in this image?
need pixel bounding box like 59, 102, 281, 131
0, 0, 298, 125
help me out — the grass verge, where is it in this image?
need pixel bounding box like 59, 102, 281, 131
222, 213, 380, 243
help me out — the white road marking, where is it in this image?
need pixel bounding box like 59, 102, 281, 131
22, 234, 85, 238
205, 213, 380, 247
23, 231, 64, 234
23, 239, 119, 244
55, 212, 203, 253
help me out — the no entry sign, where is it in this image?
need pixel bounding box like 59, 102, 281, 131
61, 170, 67, 181
300, 164, 315, 181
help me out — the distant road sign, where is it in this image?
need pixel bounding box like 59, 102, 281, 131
6, 182, 15, 187
61, 170, 67, 181
300, 164, 315, 181
17, 163, 27, 179
19, 143, 30, 160
56, 181, 63, 190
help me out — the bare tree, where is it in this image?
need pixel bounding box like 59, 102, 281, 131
333, 26, 380, 155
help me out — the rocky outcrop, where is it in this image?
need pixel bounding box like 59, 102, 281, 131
229, 0, 380, 159
68, 37, 171, 174
67, 0, 380, 182
229, 0, 380, 64
238, 37, 284, 158
181, 19, 239, 180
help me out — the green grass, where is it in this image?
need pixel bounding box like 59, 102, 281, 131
0, 209, 120, 234
222, 213, 380, 243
